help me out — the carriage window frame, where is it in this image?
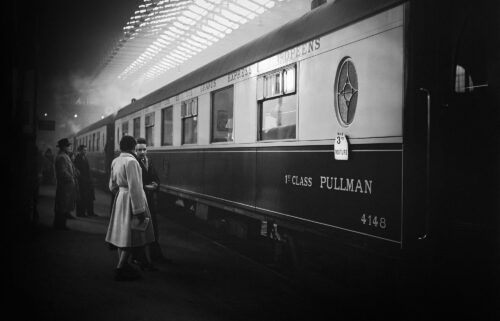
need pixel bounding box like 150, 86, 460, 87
452, 14, 488, 94
181, 97, 198, 145
122, 121, 129, 138
145, 112, 155, 147
133, 117, 141, 138
257, 64, 298, 141
210, 85, 234, 143
161, 106, 173, 146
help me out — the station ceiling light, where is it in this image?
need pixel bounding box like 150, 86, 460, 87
94, 0, 290, 87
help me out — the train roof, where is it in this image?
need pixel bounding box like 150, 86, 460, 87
75, 113, 116, 136
116, 0, 403, 119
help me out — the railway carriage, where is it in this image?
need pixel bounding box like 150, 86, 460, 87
104, 0, 497, 283
74, 114, 116, 187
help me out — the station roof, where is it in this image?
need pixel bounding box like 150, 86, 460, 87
116, 0, 402, 119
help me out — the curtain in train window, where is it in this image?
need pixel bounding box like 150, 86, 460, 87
145, 112, 155, 146
182, 98, 198, 144
122, 121, 129, 137
162, 106, 173, 146
133, 117, 141, 138
211, 86, 234, 142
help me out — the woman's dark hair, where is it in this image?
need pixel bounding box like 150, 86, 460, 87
119, 135, 137, 151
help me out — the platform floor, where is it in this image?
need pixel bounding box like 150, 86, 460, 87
11, 184, 319, 321
9, 184, 498, 321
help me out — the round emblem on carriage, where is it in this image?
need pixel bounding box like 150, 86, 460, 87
334, 57, 358, 126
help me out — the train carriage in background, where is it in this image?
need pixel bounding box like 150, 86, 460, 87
99, 0, 497, 285
74, 114, 116, 188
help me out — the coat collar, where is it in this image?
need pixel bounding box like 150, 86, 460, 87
119, 152, 136, 159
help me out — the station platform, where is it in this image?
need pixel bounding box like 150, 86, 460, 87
10, 184, 313, 321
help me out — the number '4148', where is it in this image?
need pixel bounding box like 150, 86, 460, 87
361, 214, 386, 229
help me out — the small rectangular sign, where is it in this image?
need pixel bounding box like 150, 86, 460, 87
334, 132, 349, 160
38, 119, 55, 131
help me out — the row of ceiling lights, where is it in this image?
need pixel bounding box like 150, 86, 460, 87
108, 0, 280, 84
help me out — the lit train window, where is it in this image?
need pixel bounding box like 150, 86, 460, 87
145, 112, 155, 146
161, 106, 173, 146
257, 64, 297, 141
334, 57, 358, 127
453, 14, 487, 93
133, 117, 140, 138
211, 86, 234, 143
122, 121, 129, 137
258, 64, 296, 100
181, 97, 198, 144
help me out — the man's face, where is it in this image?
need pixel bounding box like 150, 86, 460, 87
136, 143, 147, 159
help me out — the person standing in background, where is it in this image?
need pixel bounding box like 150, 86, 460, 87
53, 138, 77, 230
74, 145, 96, 217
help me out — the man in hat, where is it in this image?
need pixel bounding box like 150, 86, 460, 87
53, 138, 78, 229
74, 145, 95, 217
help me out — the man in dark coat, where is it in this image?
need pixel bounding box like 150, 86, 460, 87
54, 138, 77, 229
134, 138, 171, 265
74, 145, 96, 217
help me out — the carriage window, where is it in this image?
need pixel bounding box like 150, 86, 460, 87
133, 117, 141, 138
161, 106, 173, 146
96, 132, 100, 151
181, 97, 198, 144
92, 133, 96, 152
122, 121, 129, 137
116, 127, 120, 145
454, 14, 487, 93
211, 86, 234, 143
145, 112, 155, 146
258, 64, 297, 140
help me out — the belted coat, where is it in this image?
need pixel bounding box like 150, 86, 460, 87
54, 151, 77, 213
105, 153, 155, 248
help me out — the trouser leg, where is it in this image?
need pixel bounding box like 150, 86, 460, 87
86, 197, 94, 216
76, 200, 85, 216
53, 211, 67, 229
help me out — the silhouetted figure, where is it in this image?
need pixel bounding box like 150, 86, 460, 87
42, 148, 55, 184
53, 138, 77, 230
74, 145, 95, 217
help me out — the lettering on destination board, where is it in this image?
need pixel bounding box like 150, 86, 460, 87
284, 175, 313, 187
277, 38, 321, 65
320, 177, 372, 194
228, 67, 252, 83
201, 80, 217, 93
284, 174, 373, 195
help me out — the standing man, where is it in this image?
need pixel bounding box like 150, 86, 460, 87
53, 138, 77, 230
74, 145, 96, 217
135, 138, 170, 263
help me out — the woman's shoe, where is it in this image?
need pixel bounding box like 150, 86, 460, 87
132, 259, 158, 271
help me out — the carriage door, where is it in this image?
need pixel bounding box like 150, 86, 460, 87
434, 0, 499, 262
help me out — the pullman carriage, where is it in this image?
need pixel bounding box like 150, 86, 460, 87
108, 0, 498, 280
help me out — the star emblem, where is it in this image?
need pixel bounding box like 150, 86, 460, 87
336, 59, 358, 125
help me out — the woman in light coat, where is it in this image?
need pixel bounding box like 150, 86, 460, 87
105, 135, 155, 281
